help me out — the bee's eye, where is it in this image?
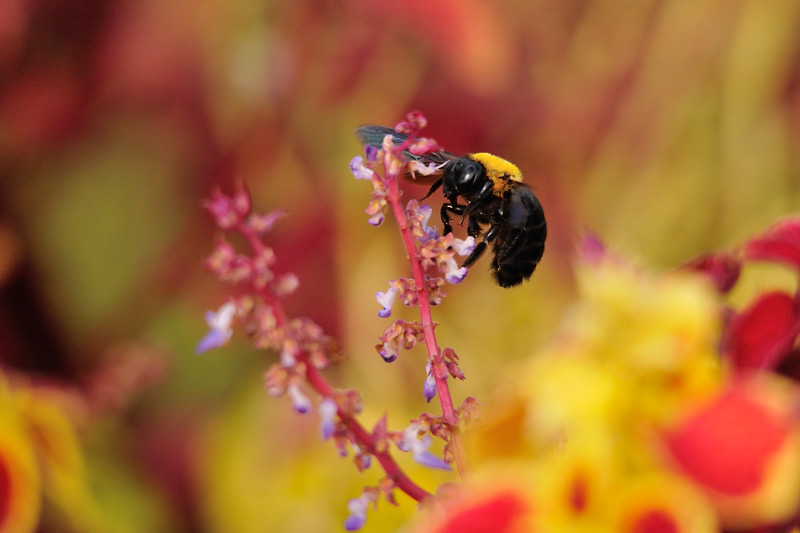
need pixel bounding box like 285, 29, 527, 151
456, 160, 482, 186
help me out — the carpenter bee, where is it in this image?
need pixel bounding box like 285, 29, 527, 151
356, 125, 546, 288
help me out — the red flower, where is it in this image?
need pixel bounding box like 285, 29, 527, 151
627, 510, 680, 533
425, 490, 532, 533
745, 218, 800, 272
665, 383, 790, 495
723, 291, 800, 371
681, 252, 741, 294
663, 378, 800, 528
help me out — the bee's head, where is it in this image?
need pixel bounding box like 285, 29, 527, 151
444, 157, 485, 196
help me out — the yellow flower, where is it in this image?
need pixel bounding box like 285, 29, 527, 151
609, 471, 717, 533
543, 261, 724, 428
407, 464, 536, 533
0, 373, 106, 533
0, 384, 40, 533
460, 259, 727, 531
14, 388, 105, 533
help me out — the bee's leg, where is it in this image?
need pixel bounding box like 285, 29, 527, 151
463, 222, 498, 267
420, 178, 444, 201
466, 216, 482, 237
463, 181, 495, 218
440, 202, 465, 235
463, 242, 486, 267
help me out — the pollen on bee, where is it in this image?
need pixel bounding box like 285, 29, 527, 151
468, 153, 523, 183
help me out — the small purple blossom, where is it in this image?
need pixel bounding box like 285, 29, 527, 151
406, 200, 439, 242
352, 443, 372, 470
287, 383, 311, 414
364, 144, 379, 161
343, 494, 370, 531
409, 435, 451, 470
444, 257, 468, 284
364, 195, 388, 227
375, 285, 400, 318
366, 211, 384, 226
195, 302, 236, 354
280, 339, 298, 366
378, 344, 398, 363
423, 361, 437, 402
319, 398, 338, 440
452, 236, 477, 257
350, 156, 374, 181
417, 203, 433, 227
375, 319, 423, 363
360, 453, 371, 470
399, 423, 451, 470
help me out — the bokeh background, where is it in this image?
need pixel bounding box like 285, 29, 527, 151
2, 0, 800, 531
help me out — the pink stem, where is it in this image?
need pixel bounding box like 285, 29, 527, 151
385, 177, 468, 478
237, 221, 431, 503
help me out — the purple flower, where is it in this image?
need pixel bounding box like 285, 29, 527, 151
444, 257, 468, 284
399, 424, 451, 470
423, 361, 437, 402
366, 212, 384, 227
405, 200, 440, 241
375, 285, 400, 318
343, 495, 370, 531
319, 398, 338, 440
352, 444, 372, 470
410, 435, 451, 470
417, 204, 441, 241
365, 144, 379, 161
280, 340, 298, 367
287, 384, 311, 414
417, 203, 433, 227
195, 302, 236, 354
349, 156, 374, 181
411, 435, 453, 470
378, 344, 398, 363
452, 236, 477, 257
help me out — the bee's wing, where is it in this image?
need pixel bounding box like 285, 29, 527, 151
355, 125, 408, 148
355, 125, 454, 182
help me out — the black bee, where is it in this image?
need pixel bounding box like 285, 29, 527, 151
356, 125, 546, 288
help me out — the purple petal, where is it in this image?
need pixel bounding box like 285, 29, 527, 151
319, 398, 338, 440
375, 287, 398, 318
444, 259, 468, 284
195, 329, 227, 354
288, 384, 311, 414
350, 156, 374, 180
452, 236, 477, 257
423, 375, 437, 403
365, 144, 379, 161
412, 448, 452, 471
343, 514, 366, 531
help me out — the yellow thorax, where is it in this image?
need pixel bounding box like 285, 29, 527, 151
468, 153, 523, 183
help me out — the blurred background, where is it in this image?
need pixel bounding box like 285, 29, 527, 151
1, 0, 800, 531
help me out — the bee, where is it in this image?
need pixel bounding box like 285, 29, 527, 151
356, 125, 546, 288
